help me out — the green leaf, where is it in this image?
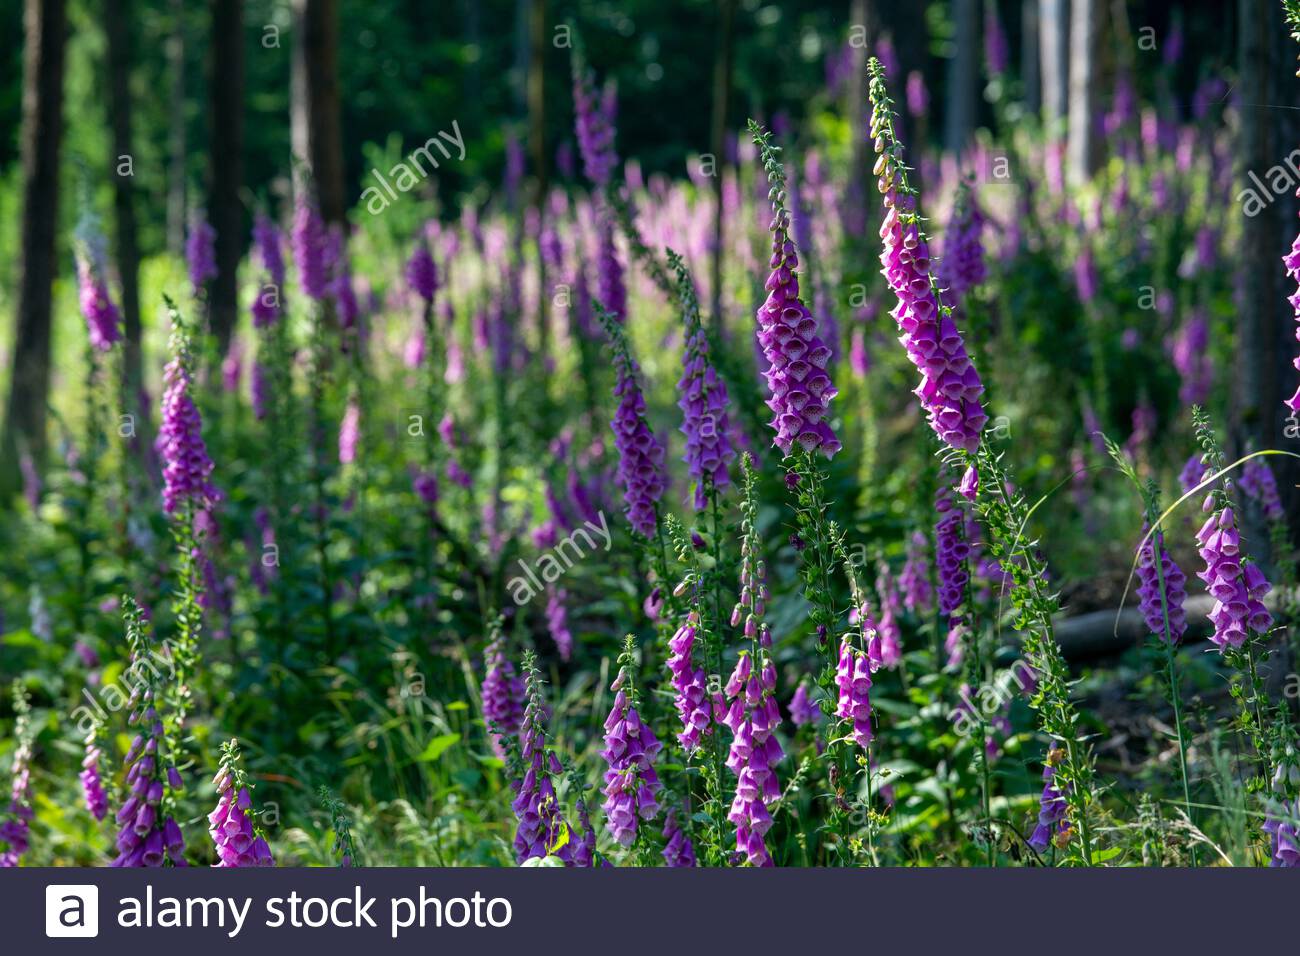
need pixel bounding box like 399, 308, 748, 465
416, 732, 460, 762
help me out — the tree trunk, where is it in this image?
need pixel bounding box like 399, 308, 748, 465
1235, 0, 1300, 556
1038, 0, 1068, 133
1, 0, 68, 499
105, 0, 142, 412
1067, 0, 1101, 183
166, 0, 186, 256
526, 0, 546, 207
291, 0, 345, 224
461, 0, 481, 114
843, 0, 870, 242
1022, 0, 1041, 115
527, 0, 548, 357
944, 0, 978, 153
207, 0, 245, 357
709, 0, 736, 329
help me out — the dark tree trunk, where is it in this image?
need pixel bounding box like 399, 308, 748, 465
461, 0, 481, 114
291, 0, 345, 224
106, 0, 142, 405
945, 0, 978, 153
709, 0, 736, 329
526, 0, 546, 207
843, 0, 871, 241
1, 0, 68, 499
166, 0, 186, 256
527, 0, 548, 356
1039, 0, 1068, 133
206, 0, 245, 356
1022, 0, 1041, 115
1067, 0, 1101, 183
1235, 0, 1300, 554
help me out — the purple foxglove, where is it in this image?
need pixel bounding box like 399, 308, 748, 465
76, 245, 122, 351
720, 651, 784, 865
667, 610, 712, 752
673, 254, 735, 509
185, 213, 217, 295
158, 319, 219, 516
941, 182, 988, 301
600, 308, 667, 537
406, 233, 439, 303
1282, 197, 1300, 413
1135, 525, 1188, 644
934, 479, 971, 619
1179, 452, 1209, 494
834, 637, 874, 749
661, 806, 697, 867
338, 398, 361, 465
599, 664, 663, 847
1239, 458, 1285, 522
545, 586, 573, 661
1027, 746, 1071, 852
868, 68, 987, 459
1263, 796, 1300, 867
899, 530, 934, 613
788, 682, 820, 727
750, 123, 841, 458
292, 195, 329, 302
0, 684, 33, 867
1195, 502, 1272, 651
874, 564, 903, 668
250, 214, 285, 328
209, 739, 274, 867
511, 656, 576, 865
572, 56, 618, 190
481, 628, 524, 758
81, 731, 108, 821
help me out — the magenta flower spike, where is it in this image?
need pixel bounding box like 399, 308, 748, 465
510, 654, 576, 865
1135, 524, 1188, 644
1027, 745, 1072, 853
868, 62, 987, 462
481, 623, 524, 758
671, 250, 735, 510
748, 122, 841, 458
75, 228, 123, 351
185, 212, 217, 296
111, 601, 187, 867
80, 728, 108, 822
158, 302, 220, 516
599, 641, 663, 847
597, 304, 667, 538
1283, 192, 1300, 414
209, 739, 274, 867
0, 683, 34, 867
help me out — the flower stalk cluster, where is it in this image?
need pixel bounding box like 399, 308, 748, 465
81, 722, 108, 822
318, 786, 361, 866
208, 739, 274, 866
481, 619, 525, 757
597, 304, 666, 537
670, 250, 735, 509
748, 121, 841, 458
111, 599, 187, 867
0, 682, 34, 867
600, 636, 663, 847
510, 653, 576, 864
867, 60, 986, 466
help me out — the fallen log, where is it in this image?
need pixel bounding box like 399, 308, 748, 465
1054, 590, 1296, 661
